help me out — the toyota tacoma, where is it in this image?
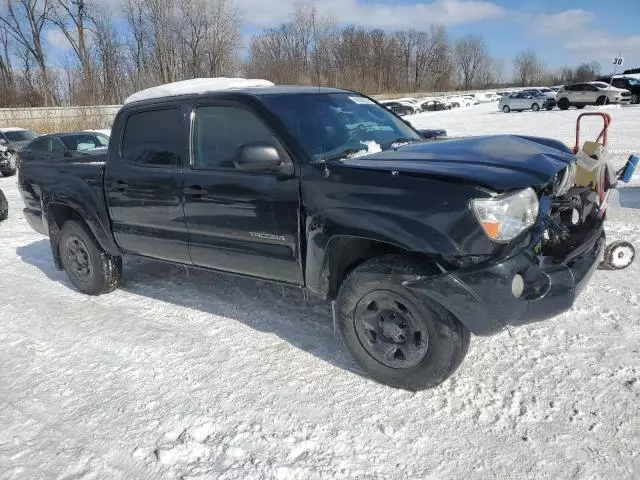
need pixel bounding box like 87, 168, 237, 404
18, 81, 605, 390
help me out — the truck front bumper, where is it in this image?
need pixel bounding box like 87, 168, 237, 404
406, 222, 605, 336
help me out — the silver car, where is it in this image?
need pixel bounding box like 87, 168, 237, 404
499, 92, 552, 113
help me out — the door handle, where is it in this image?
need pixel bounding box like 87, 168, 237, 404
184, 185, 204, 197
112, 180, 128, 192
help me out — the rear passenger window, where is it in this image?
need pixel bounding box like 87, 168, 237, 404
28, 138, 49, 151
192, 106, 276, 170
122, 108, 181, 167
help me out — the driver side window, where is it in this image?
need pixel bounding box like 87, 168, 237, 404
192, 106, 279, 170
51, 138, 66, 153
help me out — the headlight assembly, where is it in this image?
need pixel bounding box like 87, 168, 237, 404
471, 187, 539, 243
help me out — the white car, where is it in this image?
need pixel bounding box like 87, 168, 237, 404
555, 82, 632, 109
462, 96, 480, 106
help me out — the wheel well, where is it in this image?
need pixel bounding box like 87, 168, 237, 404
325, 237, 409, 300
47, 204, 88, 269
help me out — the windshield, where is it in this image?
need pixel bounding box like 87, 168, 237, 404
262, 93, 421, 162
4, 129, 37, 142
539, 88, 552, 93
61, 133, 109, 151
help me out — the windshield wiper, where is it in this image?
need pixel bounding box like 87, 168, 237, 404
319, 147, 364, 163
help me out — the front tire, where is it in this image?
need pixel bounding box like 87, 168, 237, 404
336, 255, 470, 390
59, 220, 122, 295
632, 94, 639, 104
558, 98, 570, 110
531, 103, 540, 111
596, 96, 608, 106
1, 168, 16, 177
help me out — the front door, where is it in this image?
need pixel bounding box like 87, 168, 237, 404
105, 106, 191, 264
182, 103, 302, 284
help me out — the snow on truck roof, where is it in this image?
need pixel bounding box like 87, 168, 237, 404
123, 78, 276, 104
0, 127, 27, 132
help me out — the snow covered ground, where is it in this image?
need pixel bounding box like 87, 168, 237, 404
1, 103, 639, 480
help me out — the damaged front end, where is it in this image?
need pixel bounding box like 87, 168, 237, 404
404, 162, 606, 336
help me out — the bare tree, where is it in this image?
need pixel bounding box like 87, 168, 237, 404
0, 0, 56, 104
513, 49, 545, 86
454, 34, 487, 89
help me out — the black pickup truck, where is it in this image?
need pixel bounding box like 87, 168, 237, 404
18, 84, 605, 390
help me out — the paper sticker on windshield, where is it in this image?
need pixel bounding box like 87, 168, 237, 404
349, 96, 374, 105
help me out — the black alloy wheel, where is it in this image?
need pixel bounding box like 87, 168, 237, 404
354, 291, 429, 369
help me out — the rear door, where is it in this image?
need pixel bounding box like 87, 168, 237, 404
181, 101, 302, 284
105, 105, 191, 263
581, 84, 600, 103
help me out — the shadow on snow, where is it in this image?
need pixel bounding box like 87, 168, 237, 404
16, 239, 360, 376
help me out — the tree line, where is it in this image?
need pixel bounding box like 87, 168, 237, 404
0, 0, 618, 108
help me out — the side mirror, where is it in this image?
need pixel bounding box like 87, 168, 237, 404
235, 142, 292, 174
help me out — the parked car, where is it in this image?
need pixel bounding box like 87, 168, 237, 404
0, 186, 7, 222
19, 80, 604, 390
380, 100, 415, 116
597, 76, 640, 104
0, 143, 17, 177
0, 127, 38, 151
524, 87, 557, 98
18, 131, 110, 164
462, 95, 480, 105
499, 91, 554, 112
555, 82, 632, 110
420, 99, 450, 111
0, 127, 38, 175
444, 95, 463, 108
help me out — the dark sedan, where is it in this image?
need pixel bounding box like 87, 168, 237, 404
18, 132, 109, 165
420, 100, 451, 111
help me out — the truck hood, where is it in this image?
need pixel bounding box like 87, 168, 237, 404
336, 135, 576, 191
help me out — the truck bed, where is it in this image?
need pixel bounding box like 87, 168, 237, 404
19, 154, 108, 237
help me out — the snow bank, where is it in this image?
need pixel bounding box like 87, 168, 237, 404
124, 78, 275, 104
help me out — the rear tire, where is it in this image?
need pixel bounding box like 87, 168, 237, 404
502, 105, 510, 113
336, 255, 470, 390
558, 98, 570, 110
0, 209, 7, 221
59, 220, 122, 295
531, 103, 540, 111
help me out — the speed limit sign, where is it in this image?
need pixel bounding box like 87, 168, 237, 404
613, 57, 624, 66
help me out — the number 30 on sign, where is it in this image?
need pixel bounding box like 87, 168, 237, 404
613, 57, 624, 66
